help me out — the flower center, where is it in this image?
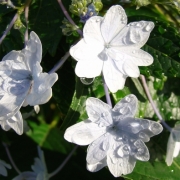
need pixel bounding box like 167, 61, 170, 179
104, 43, 111, 49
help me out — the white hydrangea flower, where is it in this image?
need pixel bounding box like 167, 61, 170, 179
166, 124, 180, 166
13, 147, 48, 180
70, 5, 154, 93
0, 159, 11, 176
64, 94, 163, 177
0, 32, 58, 135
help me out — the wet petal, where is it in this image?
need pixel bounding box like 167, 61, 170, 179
101, 5, 127, 43
102, 57, 126, 93
112, 94, 138, 121
111, 21, 154, 48
86, 97, 112, 125
87, 158, 107, 172
84, 16, 104, 45
86, 133, 113, 164
64, 120, 107, 145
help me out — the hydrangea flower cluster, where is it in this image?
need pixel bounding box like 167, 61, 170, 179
0, 32, 58, 135
64, 94, 163, 177
70, 5, 154, 93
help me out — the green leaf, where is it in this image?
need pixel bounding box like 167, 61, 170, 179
26, 120, 73, 154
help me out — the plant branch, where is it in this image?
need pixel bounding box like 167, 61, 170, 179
2, 143, 21, 174
140, 75, 171, 132
0, 13, 18, 45
24, 0, 32, 46
57, 0, 83, 37
48, 145, 78, 178
48, 51, 70, 74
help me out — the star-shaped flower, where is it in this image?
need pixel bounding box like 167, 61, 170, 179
70, 5, 154, 93
64, 94, 163, 177
0, 32, 58, 135
166, 124, 180, 166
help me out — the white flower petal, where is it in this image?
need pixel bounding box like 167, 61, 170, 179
75, 58, 103, 78
7, 110, 23, 135
86, 133, 113, 164
102, 57, 126, 93
101, 5, 127, 43
111, 21, 154, 48
107, 152, 136, 177
122, 61, 140, 77
133, 139, 149, 161
64, 120, 106, 145
86, 97, 112, 125
26, 89, 52, 106
166, 132, 176, 166
70, 39, 104, 62
87, 158, 107, 172
26, 73, 58, 106
108, 48, 153, 67
84, 16, 104, 45
23, 32, 42, 71
113, 95, 138, 120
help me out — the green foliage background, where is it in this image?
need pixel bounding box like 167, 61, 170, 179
1, 0, 180, 179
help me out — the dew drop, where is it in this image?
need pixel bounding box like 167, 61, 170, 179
125, 96, 131, 102
149, 123, 162, 135
144, 22, 154, 31
96, 19, 101, 22
80, 77, 94, 85
120, 106, 129, 114
139, 132, 150, 141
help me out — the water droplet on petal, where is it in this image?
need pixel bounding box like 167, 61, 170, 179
80, 77, 94, 85
120, 106, 129, 114
139, 132, 150, 142
144, 22, 154, 31
125, 96, 131, 102
96, 19, 101, 22
149, 122, 162, 135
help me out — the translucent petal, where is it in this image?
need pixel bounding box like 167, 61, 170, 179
87, 158, 107, 172
133, 139, 149, 161
70, 39, 104, 62
166, 132, 175, 166
102, 57, 126, 93
0, 88, 29, 121
107, 151, 136, 177
22, 32, 42, 72
75, 58, 103, 78
110, 21, 154, 48
101, 5, 127, 43
64, 120, 107, 145
7, 110, 23, 135
26, 88, 52, 106
86, 97, 112, 125
103, 58, 126, 93
83, 16, 104, 45
86, 133, 113, 164
112, 94, 138, 121
123, 61, 140, 77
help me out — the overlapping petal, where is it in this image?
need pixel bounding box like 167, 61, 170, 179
64, 95, 163, 177
64, 120, 107, 145
0, 31, 58, 134
70, 5, 154, 92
